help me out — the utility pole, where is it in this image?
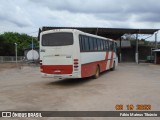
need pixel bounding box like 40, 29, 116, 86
14, 43, 17, 64
135, 34, 139, 64
32, 37, 34, 61
119, 37, 122, 63
154, 32, 158, 64
155, 32, 158, 49
96, 28, 98, 35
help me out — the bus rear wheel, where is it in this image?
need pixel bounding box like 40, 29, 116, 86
111, 61, 115, 71
93, 65, 100, 79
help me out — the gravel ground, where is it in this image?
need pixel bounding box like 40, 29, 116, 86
0, 63, 160, 120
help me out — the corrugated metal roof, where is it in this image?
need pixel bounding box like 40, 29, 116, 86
153, 49, 160, 52
38, 26, 159, 40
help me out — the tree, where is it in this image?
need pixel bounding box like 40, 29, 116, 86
0, 32, 39, 56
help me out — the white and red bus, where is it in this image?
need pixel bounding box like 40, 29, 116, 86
40, 29, 118, 79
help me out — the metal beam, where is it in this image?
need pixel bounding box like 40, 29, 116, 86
135, 34, 139, 64
119, 37, 122, 63
154, 32, 158, 64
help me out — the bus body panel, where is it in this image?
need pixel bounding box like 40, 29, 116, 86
80, 51, 117, 78
80, 52, 106, 64
40, 30, 81, 78
40, 29, 118, 79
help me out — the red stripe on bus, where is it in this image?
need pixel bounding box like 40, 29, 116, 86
41, 65, 73, 74
109, 51, 114, 69
81, 53, 109, 78
105, 52, 109, 69
81, 62, 97, 78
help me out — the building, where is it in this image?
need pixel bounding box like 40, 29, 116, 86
153, 49, 160, 64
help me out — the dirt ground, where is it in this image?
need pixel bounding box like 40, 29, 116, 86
0, 63, 17, 71
0, 63, 160, 120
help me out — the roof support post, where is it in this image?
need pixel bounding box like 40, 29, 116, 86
119, 37, 122, 63
135, 34, 139, 64
154, 32, 158, 64
96, 28, 99, 35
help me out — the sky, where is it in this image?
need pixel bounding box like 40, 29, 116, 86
0, 0, 160, 41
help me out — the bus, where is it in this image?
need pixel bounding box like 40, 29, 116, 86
39, 29, 118, 79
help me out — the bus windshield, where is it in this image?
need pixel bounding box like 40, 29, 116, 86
42, 32, 73, 46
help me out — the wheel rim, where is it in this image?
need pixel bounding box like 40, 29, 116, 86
113, 62, 115, 69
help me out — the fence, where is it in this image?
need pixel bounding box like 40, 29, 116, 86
0, 56, 24, 63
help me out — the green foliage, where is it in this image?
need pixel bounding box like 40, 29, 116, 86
0, 32, 39, 56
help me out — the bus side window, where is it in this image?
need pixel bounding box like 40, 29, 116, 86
110, 41, 113, 51
89, 37, 94, 51
108, 41, 110, 51
84, 36, 89, 51
109, 41, 111, 51
79, 35, 83, 52
103, 40, 106, 51
97, 39, 101, 51
106, 40, 109, 51
93, 38, 97, 51
100, 39, 104, 51
112, 42, 114, 51
114, 42, 117, 53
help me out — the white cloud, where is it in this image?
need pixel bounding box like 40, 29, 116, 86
0, 0, 32, 27
0, 0, 160, 39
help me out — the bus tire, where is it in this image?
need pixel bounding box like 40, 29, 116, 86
111, 61, 115, 71
93, 65, 100, 79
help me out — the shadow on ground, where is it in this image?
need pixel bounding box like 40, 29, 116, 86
46, 70, 111, 87
47, 77, 93, 87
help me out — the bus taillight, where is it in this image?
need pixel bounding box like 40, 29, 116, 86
40, 60, 43, 72
74, 62, 78, 64
40, 60, 42, 65
74, 59, 78, 61
74, 66, 78, 68
74, 59, 79, 70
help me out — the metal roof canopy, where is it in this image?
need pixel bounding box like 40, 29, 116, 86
153, 49, 160, 52
39, 27, 159, 40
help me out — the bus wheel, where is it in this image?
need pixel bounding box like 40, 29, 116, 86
111, 61, 115, 71
93, 65, 100, 79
